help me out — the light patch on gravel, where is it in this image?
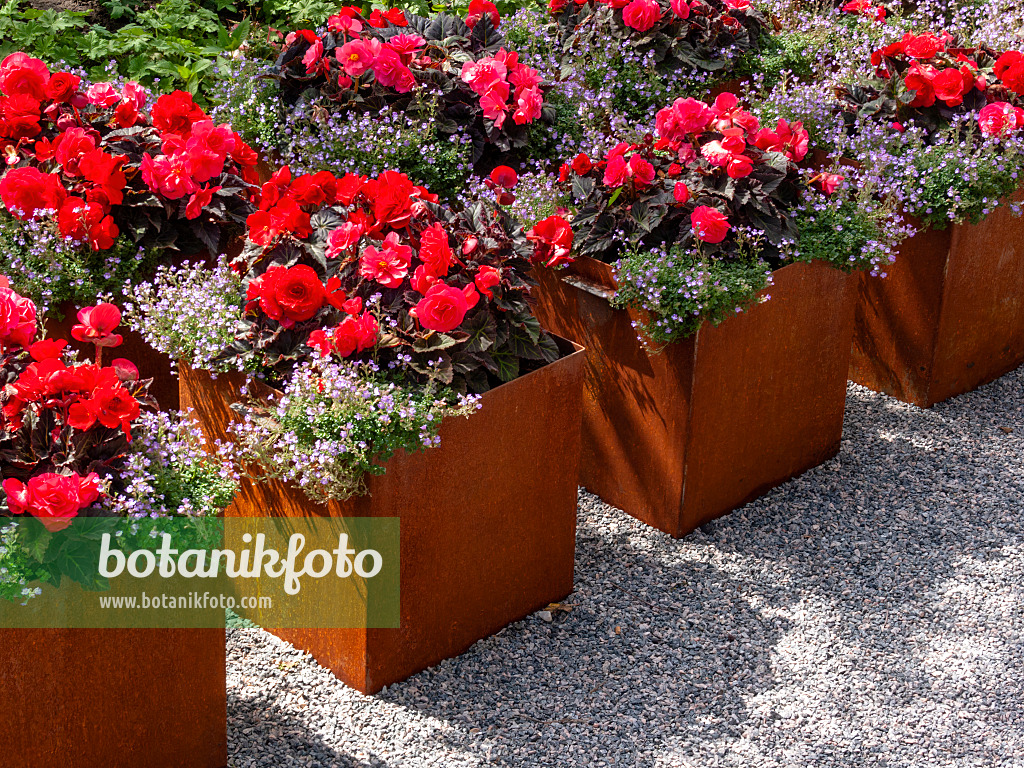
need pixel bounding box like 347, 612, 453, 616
227, 367, 1024, 767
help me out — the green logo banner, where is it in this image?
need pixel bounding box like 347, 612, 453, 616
0, 516, 400, 629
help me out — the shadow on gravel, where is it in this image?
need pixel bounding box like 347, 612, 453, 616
383, 370, 1024, 765
228, 368, 1024, 767
643, 371, 1024, 765
373, 511, 800, 766
228, 688, 390, 768
728, 373, 1024, 625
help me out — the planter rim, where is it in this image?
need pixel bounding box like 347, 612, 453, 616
550, 255, 843, 320
188, 333, 585, 406
556, 255, 844, 294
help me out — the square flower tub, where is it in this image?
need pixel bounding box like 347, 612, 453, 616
179, 337, 585, 694
850, 193, 1024, 407
0, 628, 226, 767
531, 257, 855, 538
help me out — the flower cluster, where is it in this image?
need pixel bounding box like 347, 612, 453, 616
201, 166, 560, 394
836, 33, 1024, 137
552, 91, 902, 341
831, 113, 1024, 228
0, 208, 152, 313
228, 355, 479, 501
1, 293, 153, 521
265, 6, 551, 171
130, 163, 564, 503
0, 404, 236, 603
0, 288, 136, 528
0, 52, 261, 305
3, 473, 102, 533
561, 92, 812, 262
549, 0, 768, 119
502, 6, 640, 153
212, 56, 475, 197
101, 409, 238, 518
124, 260, 244, 373
613, 241, 772, 343
1, 279, 236, 603
840, 0, 887, 24
461, 48, 546, 129
807, 30, 1024, 228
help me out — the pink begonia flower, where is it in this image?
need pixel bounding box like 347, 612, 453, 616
622, 0, 662, 32
978, 102, 1024, 137
337, 39, 379, 78
85, 82, 119, 108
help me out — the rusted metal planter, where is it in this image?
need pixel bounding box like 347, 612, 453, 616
0, 628, 226, 767
707, 78, 745, 99
530, 257, 855, 538
46, 302, 180, 410
850, 196, 1024, 407
179, 340, 585, 694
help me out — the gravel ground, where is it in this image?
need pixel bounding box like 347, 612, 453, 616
227, 368, 1024, 768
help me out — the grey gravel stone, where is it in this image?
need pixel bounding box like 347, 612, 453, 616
227, 367, 1024, 767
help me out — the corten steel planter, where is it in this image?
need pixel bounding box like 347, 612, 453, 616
707, 78, 745, 99
179, 339, 585, 694
0, 628, 226, 768
256, 157, 277, 184
530, 257, 855, 538
47, 302, 181, 411
850, 195, 1024, 407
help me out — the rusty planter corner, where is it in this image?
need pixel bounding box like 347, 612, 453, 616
530, 257, 855, 539
850, 196, 1024, 407
0, 628, 227, 768
179, 340, 585, 695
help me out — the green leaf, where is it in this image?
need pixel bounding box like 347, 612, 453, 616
19, 521, 52, 563
228, 17, 251, 50
460, 310, 496, 353
491, 351, 520, 382
45, 538, 109, 592
536, 333, 561, 364
412, 332, 460, 352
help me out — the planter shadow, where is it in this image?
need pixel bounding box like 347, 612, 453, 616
225, 498, 800, 765
225, 369, 1024, 765
181, 339, 586, 694
531, 257, 856, 538
227, 677, 391, 766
